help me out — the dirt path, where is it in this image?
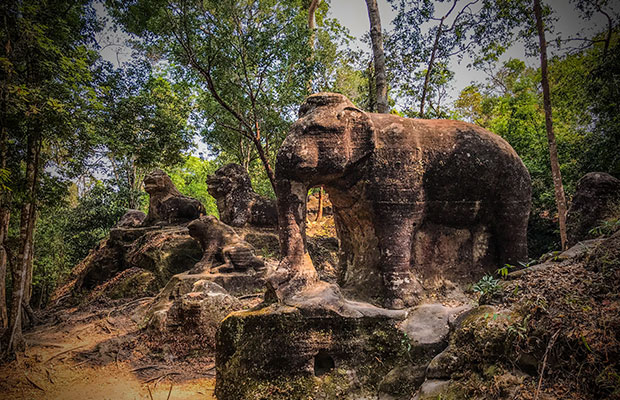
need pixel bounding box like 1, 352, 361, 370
0, 300, 216, 400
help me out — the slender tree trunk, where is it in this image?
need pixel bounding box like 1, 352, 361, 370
419, 20, 444, 118
365, 0, 389, 113
21, 134, 40, 306
0, 119, 9, 331
4, 132, 40, 356
252, 135, 277, 191
534, 0, 568, 250
315, 187, 324, 222
306, 0, 320, 92
0, 207, 8, 330
367, 60, 376, 112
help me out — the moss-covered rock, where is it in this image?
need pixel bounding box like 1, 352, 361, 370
126, 226, 203, 284
215, 304, 419, 400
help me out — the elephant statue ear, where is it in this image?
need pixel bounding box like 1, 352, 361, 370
338, 106, 376, 165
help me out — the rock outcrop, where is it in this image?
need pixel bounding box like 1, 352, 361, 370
145, 280, 244, 353
406, 230, 620, 399
206, 163, 278, 227
273, 92, 531, 308
50, 175, 209, 305
567, 172, 620, 246
50, 224, 203, 305
143, 169, 206, 225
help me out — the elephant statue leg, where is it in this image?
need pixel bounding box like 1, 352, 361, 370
373, 204, 424, 309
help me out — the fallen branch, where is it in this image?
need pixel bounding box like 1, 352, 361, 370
25, 375, 45, 391
45, 369, 54, 384
167, 383, 173, 400
45, 345, 86, 363
237, 293, 263, 300
146, 372, 181, 384
535, 328, 561, 400
73, 359, 90, 368
25, 340, 63, 349
131, 365, 161, 373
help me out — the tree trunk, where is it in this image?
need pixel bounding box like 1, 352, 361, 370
534, 0, 568, 250
0, 209, 7, 330
4, 132, 40, 356
23, 134, 41, 306
252, 135, 277, 191
306, 0, 320, 91
315, 187, 324, 221
0, 124, 9, 330
419, 19, 444, 118
365, 0, 389, 113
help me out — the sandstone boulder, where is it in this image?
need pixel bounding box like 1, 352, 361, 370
115, 209, 146, 227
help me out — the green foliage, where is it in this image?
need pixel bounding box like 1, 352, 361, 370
589, 217, 620, 237
95, 61, 195, 208
108, 0, 328, 187
453, 49, 620, 256
506, 314, 530, 341
32, 181, 128, 307
472, 275, 501, 297
387, 0, 528, 118
0, 168, 10, 192
166, 156, 219, 217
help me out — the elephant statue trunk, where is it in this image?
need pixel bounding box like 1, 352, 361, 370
267, 174, 318, 301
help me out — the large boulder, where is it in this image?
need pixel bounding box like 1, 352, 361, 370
567, 172, 620, 246
206, 163, 278, 227
143, 169, 206, 225
125, 226, 204, 283
50, 224, 203, 305
145, 280, 244, 353
115, 209, 146, 228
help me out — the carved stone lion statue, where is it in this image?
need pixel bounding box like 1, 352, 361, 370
142, 169, 206, 226
206, 163, 278, 227
187, 215, 265, 274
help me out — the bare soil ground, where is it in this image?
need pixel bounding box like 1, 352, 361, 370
0, 299, 217, 400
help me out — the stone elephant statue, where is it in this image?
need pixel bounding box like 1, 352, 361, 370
273, 93, 531, 309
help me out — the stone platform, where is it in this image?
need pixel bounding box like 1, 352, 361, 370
215, 293, 470, 400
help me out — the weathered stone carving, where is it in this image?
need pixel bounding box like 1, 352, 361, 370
273, 92, 531, 308
206, 163, 278, 227
115, 209, 146, 228
143, 169, 206, 225
187, 215, 265, 274
567, 172, 620, 246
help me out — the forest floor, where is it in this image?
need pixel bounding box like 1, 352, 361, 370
0, 298, 217, 400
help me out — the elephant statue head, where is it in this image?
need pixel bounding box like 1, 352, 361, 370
270, 93, 377, 299
276, 93, 376, 187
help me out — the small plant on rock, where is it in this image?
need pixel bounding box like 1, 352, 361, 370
472, 274, 501, 297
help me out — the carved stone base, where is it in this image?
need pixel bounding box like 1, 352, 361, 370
215, 299, 431, 400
